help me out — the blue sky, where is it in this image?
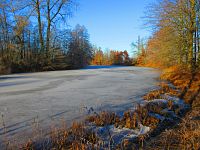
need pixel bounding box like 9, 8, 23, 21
68, 0, 155, 55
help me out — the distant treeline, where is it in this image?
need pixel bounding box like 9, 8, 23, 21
91, 48, 132, 66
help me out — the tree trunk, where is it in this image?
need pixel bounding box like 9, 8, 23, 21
46, 0, 51, 58
188, 0, 196, 71
36, 0, 44, 52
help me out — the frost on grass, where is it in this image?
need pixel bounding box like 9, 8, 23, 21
6, 82, 190, 149
83, 82, 190, 149
84, 92, 189, 149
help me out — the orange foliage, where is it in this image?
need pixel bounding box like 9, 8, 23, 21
91, 50, 131, 65
136, 27, 178, 68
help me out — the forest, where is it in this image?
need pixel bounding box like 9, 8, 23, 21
91, 49, 132, 66
136, 0, 199, 70
1, 0, 199, 73
0, 0, 133, 74
0, 0, 93, 73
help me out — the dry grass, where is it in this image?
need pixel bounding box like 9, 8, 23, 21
19, 106, 161, 150
143, 90, 162, 100
145, 107, 200, 150
119, 66, 200, 150
86, 111, 118, 126
141, 66, 200, 150
161, 66, 200, 105
143, 82, 179, 101
86, 105, 161, 130
18, 121, 99, 150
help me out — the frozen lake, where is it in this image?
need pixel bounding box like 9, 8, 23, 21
0, 66, 159, 140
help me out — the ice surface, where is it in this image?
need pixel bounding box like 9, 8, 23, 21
0, 66, 159, 139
